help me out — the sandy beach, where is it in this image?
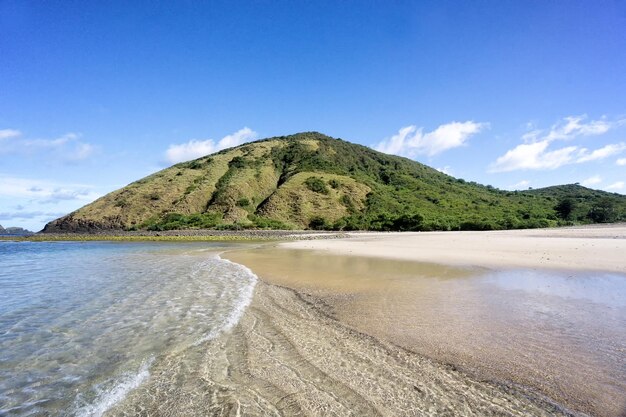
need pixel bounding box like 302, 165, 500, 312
281, 225, 626, 273
107, 225, 625, 417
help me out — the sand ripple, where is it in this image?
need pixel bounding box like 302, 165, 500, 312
108, 282, 578, 416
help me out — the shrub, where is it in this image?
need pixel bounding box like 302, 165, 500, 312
392, 213, 424, 231
114, 199, 128, 208
229, 156, 247, 168
329, 179, 341, 189
188, 160, 204, 169
340, 194, 356, 213
332, 218, 347, 230
144, 212, 222, 230
309, 216, 330, 230
236, 198, 250, 207
304, 177, 329, 194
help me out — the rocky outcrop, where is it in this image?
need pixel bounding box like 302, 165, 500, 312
0, 225, 34, 235
42, 215, 125, 233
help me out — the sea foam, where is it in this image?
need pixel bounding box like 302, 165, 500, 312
75, 357, 154, 417
194, 255, 258, 345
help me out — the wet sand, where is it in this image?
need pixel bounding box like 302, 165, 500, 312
227, 249, 625, 417
108, 281, 574, 416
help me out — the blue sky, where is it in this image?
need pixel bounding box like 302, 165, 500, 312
1, 1, 625, 231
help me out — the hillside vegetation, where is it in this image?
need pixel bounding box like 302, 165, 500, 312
43, 132, 626, 232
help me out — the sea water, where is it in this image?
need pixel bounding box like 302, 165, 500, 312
0, 241, 257, 416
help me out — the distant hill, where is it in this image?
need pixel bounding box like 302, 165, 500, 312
43, 132, 626, 232
0, 225, 34, 236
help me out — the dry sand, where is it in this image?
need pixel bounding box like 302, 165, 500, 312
281, 225, 626, 273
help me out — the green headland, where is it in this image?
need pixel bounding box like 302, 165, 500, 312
42, 132, 626, 233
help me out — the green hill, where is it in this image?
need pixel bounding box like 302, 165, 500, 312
43, 132, 626, 232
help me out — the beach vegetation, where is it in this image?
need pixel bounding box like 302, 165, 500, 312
142, 212, 222, 231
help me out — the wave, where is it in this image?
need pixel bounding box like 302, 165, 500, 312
193, 254, 258, 345
74, 356, 154, 417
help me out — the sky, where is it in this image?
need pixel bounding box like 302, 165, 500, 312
1, 0, 625, 231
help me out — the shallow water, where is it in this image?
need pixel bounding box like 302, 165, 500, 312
227, 248, 626, 417
0, 241, 258, 416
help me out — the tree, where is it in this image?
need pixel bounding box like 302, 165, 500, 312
555, 198, 575, 220
587, 198, 616, 223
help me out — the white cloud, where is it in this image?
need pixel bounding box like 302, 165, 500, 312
616, 158, 626, 166
374, 126, 416, 156
375, 121, 487, 158
490, 140, 578, 172
581, 175, 602, 186
576, 143, 626, 163
0, 131, 96, 161
544, 115, 612, 141
165, 127, 258, 164
510, 180, 530, 189
22, 132, 79, 148
0, 210, 68, 221
0, 175, 100, 202
605, 181, 624, 191
66, 142, 96, 161
436, 166, 453, 175
0, 129, 21, 139
490, 115, 625, 172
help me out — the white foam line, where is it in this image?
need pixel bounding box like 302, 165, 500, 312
75, 356, 154, 417
194, 255, 258, 345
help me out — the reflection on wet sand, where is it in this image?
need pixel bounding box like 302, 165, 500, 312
227, 248, 626, 417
